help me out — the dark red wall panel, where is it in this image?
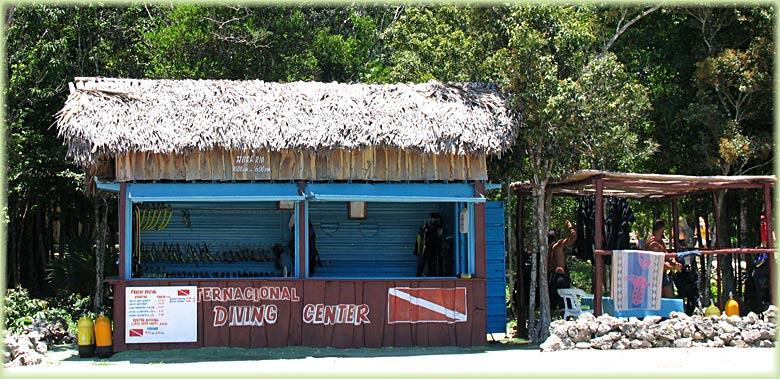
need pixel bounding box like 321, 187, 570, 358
112, 279, 486, 351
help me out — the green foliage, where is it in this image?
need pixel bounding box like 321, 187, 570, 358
566, 256, 592, 293
139, 5, 224, 79
2, 286, 92, 334
498, 5, 655, 179
382, 6, 506, 82
675, 7, 773, 178
688, 31, 773, 175
2, 287, 48, 332
46, 235, 119, 298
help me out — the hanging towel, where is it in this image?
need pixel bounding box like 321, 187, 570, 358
611, 250, 665, 311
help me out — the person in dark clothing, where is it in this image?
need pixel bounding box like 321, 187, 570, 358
414, 213, 448, 277
549, 220, 577, 309
288, 218, 322, 277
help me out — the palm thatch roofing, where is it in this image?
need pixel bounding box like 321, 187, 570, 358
56, 77, 519, 167
511, 170, 776, 199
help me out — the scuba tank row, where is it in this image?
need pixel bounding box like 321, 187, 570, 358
77, 313, 113, 358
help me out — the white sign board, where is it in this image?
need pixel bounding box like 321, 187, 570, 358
126, 286, 197, 343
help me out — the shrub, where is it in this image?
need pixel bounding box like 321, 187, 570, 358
3, 286, 93, 334
3, 286, 48, 333
46, 235, 118, 299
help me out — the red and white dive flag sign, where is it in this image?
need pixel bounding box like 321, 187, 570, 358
387, 287, 467, 324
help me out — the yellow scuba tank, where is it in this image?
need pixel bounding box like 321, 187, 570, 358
77, 315, 96, 358
725, 291, 740, 317
704, 298, 721, 317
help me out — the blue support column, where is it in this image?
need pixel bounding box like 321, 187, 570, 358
454, 202, 460, 276
294, 201, 300, 279
124, 190, 133, 279
304, 201, 310, 278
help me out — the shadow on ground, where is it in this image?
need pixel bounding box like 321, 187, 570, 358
55, 338, 535, 365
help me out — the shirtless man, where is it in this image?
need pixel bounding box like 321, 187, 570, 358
645, 219, 682, 298
548, 220, 577, 309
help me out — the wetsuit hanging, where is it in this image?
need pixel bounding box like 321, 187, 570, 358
414, 213, 448, 277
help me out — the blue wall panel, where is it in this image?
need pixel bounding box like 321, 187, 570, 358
485, 201, 506, 334
308, 202, 456, 278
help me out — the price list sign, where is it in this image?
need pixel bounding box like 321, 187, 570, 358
126, 286, 197, 343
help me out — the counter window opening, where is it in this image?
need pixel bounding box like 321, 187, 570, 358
126, 200, 301, 280
306, 201, 475, 279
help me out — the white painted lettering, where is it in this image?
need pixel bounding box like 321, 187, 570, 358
302, 304, 315, 323
301, 304, 371, 325
213, 306, 227, 327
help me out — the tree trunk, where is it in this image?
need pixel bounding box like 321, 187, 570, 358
504, 180, 515, 327
6, 199, 20, 287
736, 192, 749, 295
12, 202, 29, 287
715, 190, 735, 305
535, 185, 552, 342
513, 192, 527, 338
529, 175, 551, 343
36, 209, 48, 295
94, 195, 109, 312
739, 191, 748, 249
527, 249, 538, 341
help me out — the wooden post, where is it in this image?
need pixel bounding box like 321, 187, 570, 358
712, 191, 722, 307
672, 198, 680, 252
764, 184, 775, 303
594, 178, 604, 316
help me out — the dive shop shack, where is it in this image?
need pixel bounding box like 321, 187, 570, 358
56, 78, 517, 351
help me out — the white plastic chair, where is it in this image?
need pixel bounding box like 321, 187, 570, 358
557, 288, 594, 320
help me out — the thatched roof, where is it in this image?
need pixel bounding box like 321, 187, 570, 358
56, 77, 519, 167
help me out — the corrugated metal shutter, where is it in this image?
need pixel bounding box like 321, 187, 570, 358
309, 202, 455, 278
138, 202, 295, 278
485, 201, 506, 334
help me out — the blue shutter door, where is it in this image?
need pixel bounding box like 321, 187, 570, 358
308, 201, 455, 278
485, 201, 507, 334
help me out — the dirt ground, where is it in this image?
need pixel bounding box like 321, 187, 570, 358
2, 341, 777, 377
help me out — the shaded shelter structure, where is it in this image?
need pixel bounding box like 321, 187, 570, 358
511, 170, 776, 327
56, 77, 517, 351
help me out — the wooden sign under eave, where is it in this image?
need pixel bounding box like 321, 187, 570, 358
114, 148, 488, 182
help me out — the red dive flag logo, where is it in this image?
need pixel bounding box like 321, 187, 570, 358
129, 329, 144, 337
387, 287, 467, 324
177, 289, 190, 296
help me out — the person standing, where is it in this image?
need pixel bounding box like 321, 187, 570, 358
646, 219, 682, 298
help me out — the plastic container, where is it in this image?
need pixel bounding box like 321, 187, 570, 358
725, 291, 740, 317
77, 315, 95, 358
94, 313, 113, 358
704, 298, 721, 317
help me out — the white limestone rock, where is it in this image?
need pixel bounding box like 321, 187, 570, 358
540, 334, 564, 352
